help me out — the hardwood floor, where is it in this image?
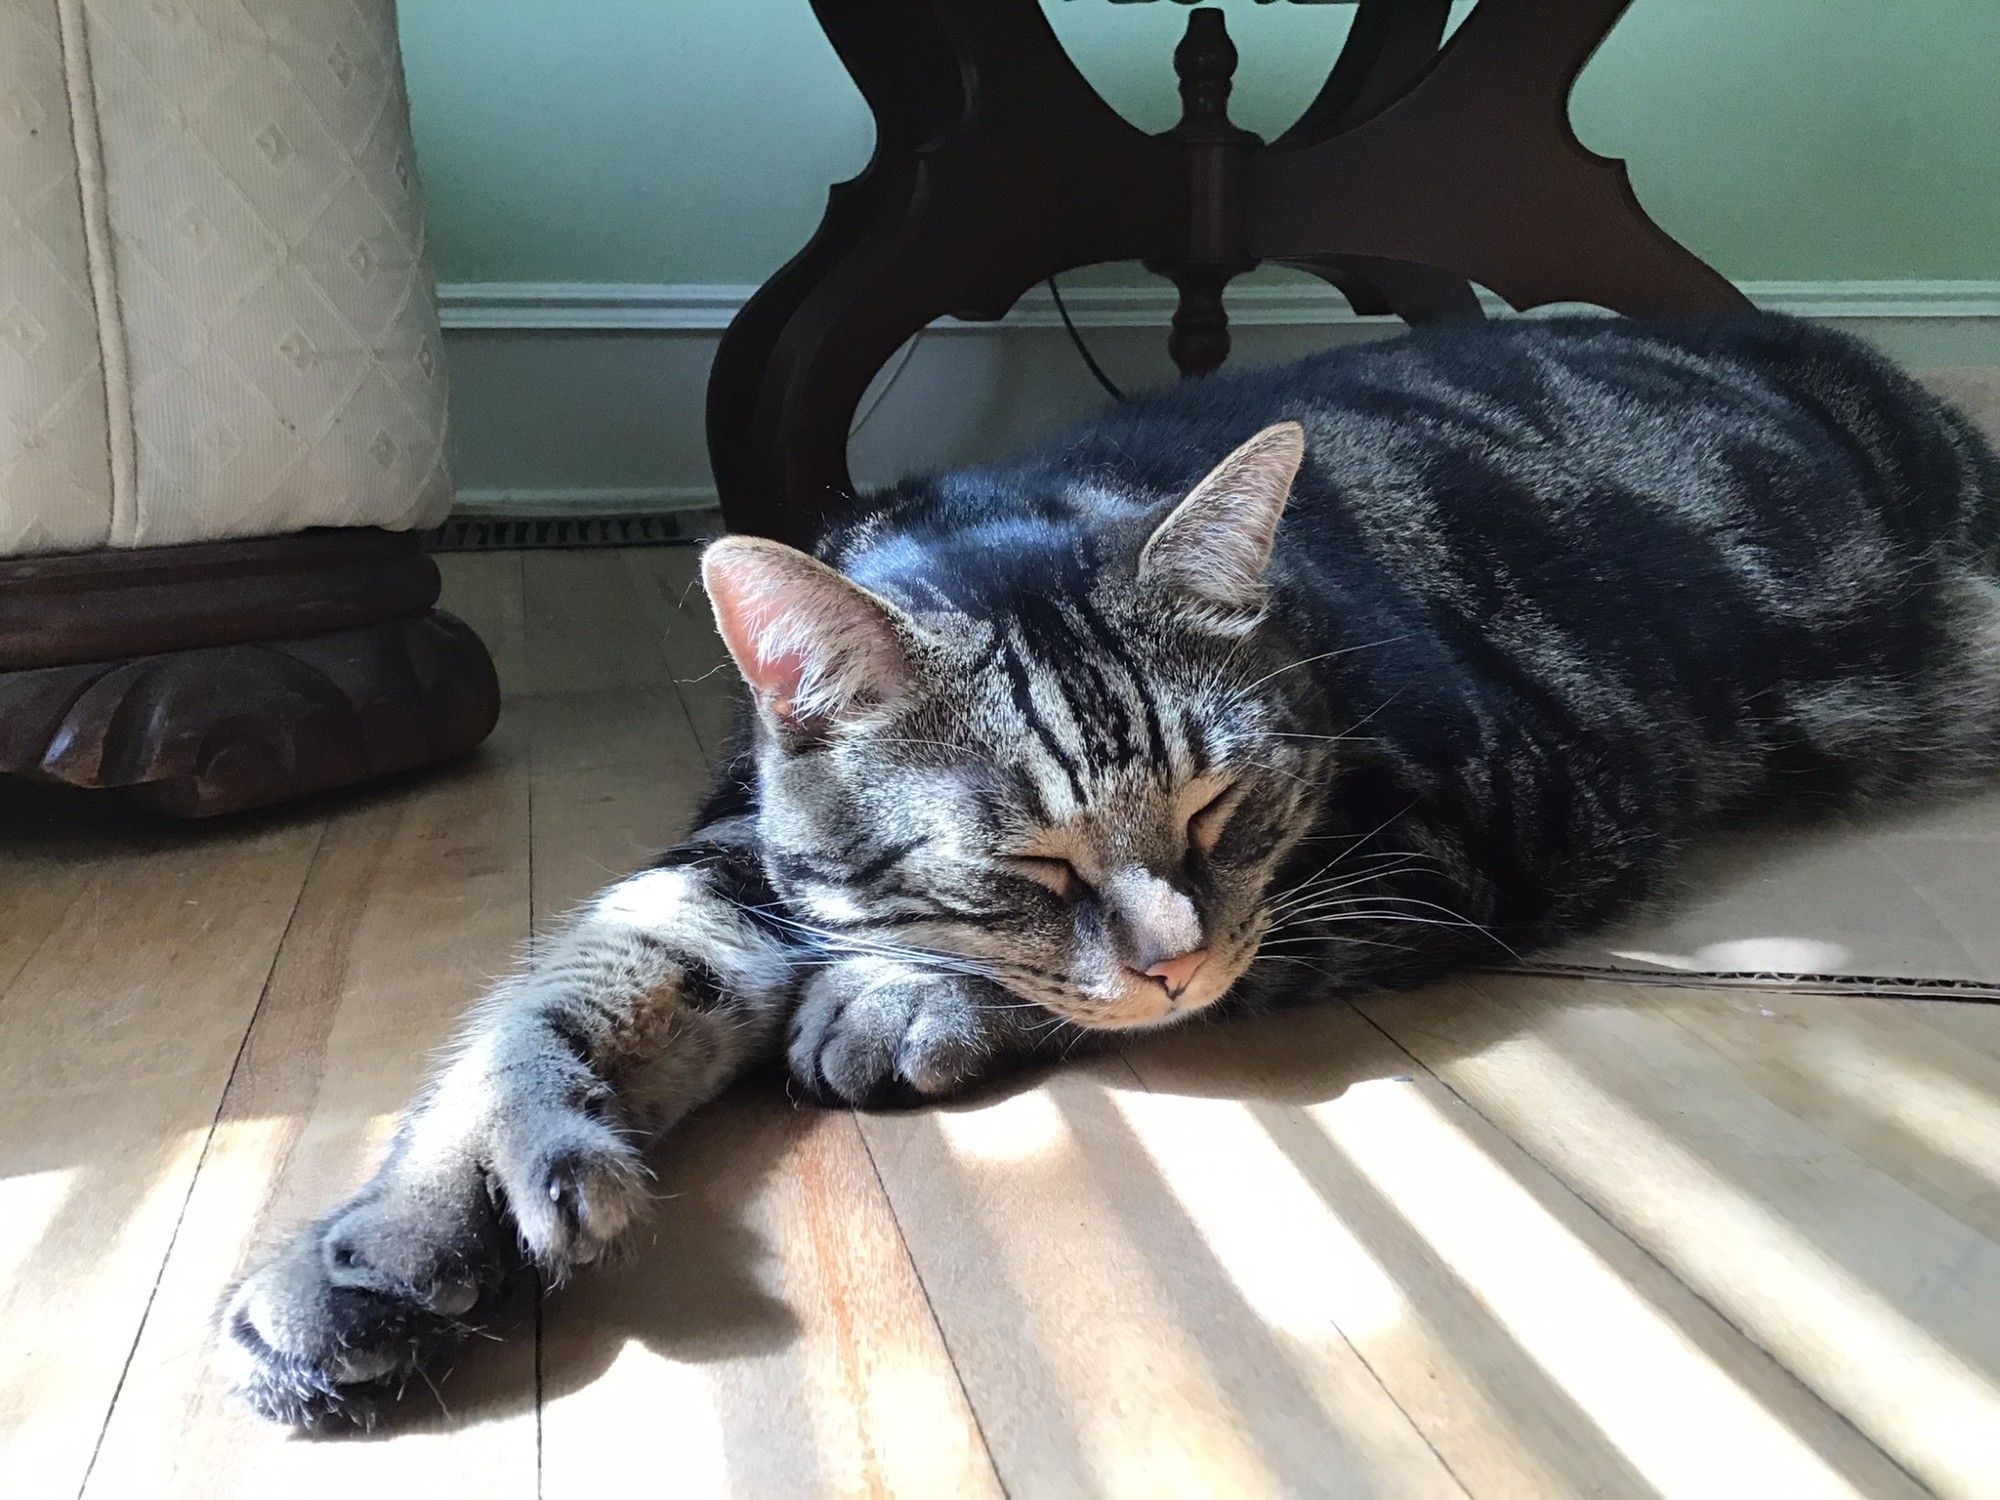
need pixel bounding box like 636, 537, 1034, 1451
4, 546, 1998, 1498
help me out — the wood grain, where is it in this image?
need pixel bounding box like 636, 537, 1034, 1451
861, 1058, 1466, 1498
0, 810, 325, 1495
619, 546, 736, 762
520, 550, 678, 699
437, 551, 529, 701
81, 720, 540, 1500
1363, 974, 2000, 1497
1119, 1002, 1920, 1499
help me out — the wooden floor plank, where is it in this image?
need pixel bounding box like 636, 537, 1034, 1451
619, 545, 736, 760
1652, 987, 2000, 1246
1363, 974, 2000, 1497
437, 550, 528, 700
530, 660, 997, 1498
1905, 996, 2000, 1063
860, 1059, 1467, 1499
520, 550, 678, 699
0, 807, 325, 1496
1117, 1002, 1920, 1499
0, 785, 114, 1003
81, 722, 539, 1500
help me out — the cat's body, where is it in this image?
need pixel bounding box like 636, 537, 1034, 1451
223, 313, 2000, 1426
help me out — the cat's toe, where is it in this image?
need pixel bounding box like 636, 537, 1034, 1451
789, 979, 989, 1106
894, 1006, 989, 1096
490, 1109, 651, 1277
222, 1231, 452, 1427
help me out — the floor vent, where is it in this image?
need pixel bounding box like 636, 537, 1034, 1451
423, 509, 722, 552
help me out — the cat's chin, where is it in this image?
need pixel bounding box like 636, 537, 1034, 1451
1055, 970, 1238, 1032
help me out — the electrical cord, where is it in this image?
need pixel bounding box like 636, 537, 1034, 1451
848, 330, 926, 437
1047, 275, 1127, 403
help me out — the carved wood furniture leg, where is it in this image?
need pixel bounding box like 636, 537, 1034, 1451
1291, 253, 1485, 324
1248, 0, 1746, 316
1143, 10, 1259, 377
0, 530, 498, 817
728, 0, 1180, 545
706, 0, 959, 525
1273, 0, 1482, 324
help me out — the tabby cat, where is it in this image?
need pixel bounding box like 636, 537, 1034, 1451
224, 312, 2000, 1426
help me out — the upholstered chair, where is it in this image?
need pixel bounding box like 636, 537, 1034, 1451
0, 0, 494, 814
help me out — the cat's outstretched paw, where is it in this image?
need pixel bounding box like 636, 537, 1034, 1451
224, 1062, 651, 1426
788, 965, 1029, 1106
219, 1169, 516, 1430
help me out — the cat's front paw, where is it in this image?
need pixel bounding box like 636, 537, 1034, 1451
223, 1061, 651, 1426
220, 1168, 516, 1429
487, 1096, 651, 1276
788, 965, 1030, 1106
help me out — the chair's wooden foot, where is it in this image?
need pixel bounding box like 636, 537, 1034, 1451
0, 531, 499, 816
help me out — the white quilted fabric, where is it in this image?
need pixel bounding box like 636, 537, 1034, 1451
0, 0, 450, 557
0, 2, 114, 554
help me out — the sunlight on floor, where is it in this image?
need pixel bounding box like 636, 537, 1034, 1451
933, 1086, 1069, 1163
1610, 936, 1853, 972
0, 1166, 72, 1287
1108, 1086, 1407, 1341
1312, 1075, 1862, 1497
934, 1085, 1291, 1497
1488, 1028, 2000, 1494
1813, 1031, 2000, 1197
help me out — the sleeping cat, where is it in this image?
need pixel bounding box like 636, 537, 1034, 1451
223, 312, 2000, 1426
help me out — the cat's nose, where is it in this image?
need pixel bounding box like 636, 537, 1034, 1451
1144, 949, 1209, 998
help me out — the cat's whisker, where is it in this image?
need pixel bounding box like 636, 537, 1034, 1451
1230, 635, 1411, 696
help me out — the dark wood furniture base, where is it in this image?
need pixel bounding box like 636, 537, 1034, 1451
0, 529, 499, 817
709, 0, 1750, 547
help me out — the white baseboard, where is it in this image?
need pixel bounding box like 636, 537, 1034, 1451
437, 278, 2000, 332
437, 278, 2000, 515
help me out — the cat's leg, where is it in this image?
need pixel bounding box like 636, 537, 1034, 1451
220, 823, 795, 1428
787, 956, 1072, 1106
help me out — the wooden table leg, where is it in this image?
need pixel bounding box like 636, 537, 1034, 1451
708, 0, 1745, 547
705, 0, 958, 529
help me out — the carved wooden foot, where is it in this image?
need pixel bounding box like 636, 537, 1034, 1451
0, 530, 499, 817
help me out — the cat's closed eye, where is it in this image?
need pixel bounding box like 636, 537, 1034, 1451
1188, 783, 1242, 853
1003, 854, 1088, 897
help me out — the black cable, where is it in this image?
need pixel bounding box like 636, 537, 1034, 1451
1046, 275, 1127, 403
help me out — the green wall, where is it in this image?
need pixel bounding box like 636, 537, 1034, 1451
397, 0, 2000, 287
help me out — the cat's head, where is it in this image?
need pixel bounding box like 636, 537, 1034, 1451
702, 423, 1326, 1030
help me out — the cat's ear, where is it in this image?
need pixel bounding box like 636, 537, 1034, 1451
702, 537, 913, 736
1140, 421, 1304, 618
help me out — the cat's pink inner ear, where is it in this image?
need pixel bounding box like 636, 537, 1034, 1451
1142, 421, 1304, 614
702, 537, 909, 728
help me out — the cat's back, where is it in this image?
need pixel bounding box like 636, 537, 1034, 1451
829, 313, 1999, 619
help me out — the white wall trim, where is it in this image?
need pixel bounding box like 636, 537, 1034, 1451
438, 278, 2000, 333
438, 278, 2000, 518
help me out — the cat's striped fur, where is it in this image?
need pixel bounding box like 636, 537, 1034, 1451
225, 313, 2000, 1426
